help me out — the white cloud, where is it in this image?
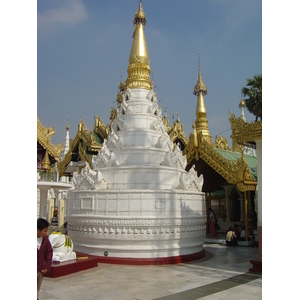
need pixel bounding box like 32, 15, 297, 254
38, 0, 87, 34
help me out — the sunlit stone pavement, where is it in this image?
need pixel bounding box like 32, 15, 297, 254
39, 243, 262, 300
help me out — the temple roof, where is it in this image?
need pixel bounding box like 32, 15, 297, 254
214, 148, 257, 180
229, 112, 262, 145
37, 117, 63, 162
57, 118, 103, 177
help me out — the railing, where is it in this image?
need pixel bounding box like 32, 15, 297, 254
37, 169, 57, 182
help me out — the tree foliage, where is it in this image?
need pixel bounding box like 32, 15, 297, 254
242, 74, 262, 121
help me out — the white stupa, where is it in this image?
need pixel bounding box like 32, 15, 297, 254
66, 1, 206, 264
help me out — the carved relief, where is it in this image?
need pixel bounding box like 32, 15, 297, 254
213, 135, 230, 150
106, 129, 124, 149
117, 100, 129, 117
92, 140, 120, 169
37, 117, 63, 161
72, 163, 106, 190
180, 167, 204, 192
156, 132, 174, 152
67, 216, 207, 236
112, 116, 129, 132
151, 119, 166, 134
229, 112, 262, 144
170, 144, 187, 170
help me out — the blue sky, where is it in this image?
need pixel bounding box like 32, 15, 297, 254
37, 0, 262, 147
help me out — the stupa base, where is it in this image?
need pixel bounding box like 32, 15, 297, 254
75, 249, 206, 265
249, 257, 262, 273
44, 255, 98, 278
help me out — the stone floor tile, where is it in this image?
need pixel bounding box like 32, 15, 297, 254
39, 244, 262, 300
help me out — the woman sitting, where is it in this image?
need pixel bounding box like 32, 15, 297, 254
226, 226, 237, 246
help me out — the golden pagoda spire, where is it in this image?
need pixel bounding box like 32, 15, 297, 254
41, 149, 51, 170
193, 52, 212, 144
239, 83, 246, 121
125, 0, 152, 90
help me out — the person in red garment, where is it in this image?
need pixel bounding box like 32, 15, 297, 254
208, 208, 217, 237
37, 218, 53, 300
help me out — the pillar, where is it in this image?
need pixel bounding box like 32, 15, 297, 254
58, 199, 65, 233
256, 140, 262, 258
48, 198, 54, 224
225, 198, 230, 222
239, 197, 245, 222
39, 188, 48, 219
244, 191, 248, 242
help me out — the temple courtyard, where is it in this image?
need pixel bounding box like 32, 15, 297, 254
39, 243, 262, 300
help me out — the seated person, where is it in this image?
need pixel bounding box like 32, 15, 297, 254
226, 227, 237, 246
233, 223, 239, 238
239, 226, 246, 241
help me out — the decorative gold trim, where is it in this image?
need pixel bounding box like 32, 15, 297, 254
229, 112, 262, 144
78, 143, 92, 169
57, 119, 101, 177
57, 146, 72, 177
213, 135, 230, 150
183, 132, 257, 192
93, 115, 109, 140
37, 117, 63, 161
108, 108, 117, 129
167, 119, 189, 147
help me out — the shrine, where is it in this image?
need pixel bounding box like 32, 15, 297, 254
66, 1, 206, 264
37, 1, 261, 267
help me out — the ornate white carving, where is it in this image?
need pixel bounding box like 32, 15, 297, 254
72, 163, 106, 190
170, 144, 187, 170
92, 140, 120, 169
180, 166, 204, 192
124, 88, 132, 100
151, 118, 166, 134
117, 100, 129, 117
160, 152, 172, 167
156, 132, 173, 152
106, 129, 124, 149
148, 101, 162, 118
112, 116, 129, 132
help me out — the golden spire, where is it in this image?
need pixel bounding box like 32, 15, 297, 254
193, 52, 212, 144
239, 84, 246, 121
239, 84, 246, 108
125, 0, 152, 90
41, 149, 51, 170
66, 116, 69, 130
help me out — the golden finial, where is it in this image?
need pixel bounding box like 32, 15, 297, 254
239, 83, 246, 108
193, 52, 207, 96
134, 0, 147, 27
66, 116, 69, 130
125, 0, 152, 90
